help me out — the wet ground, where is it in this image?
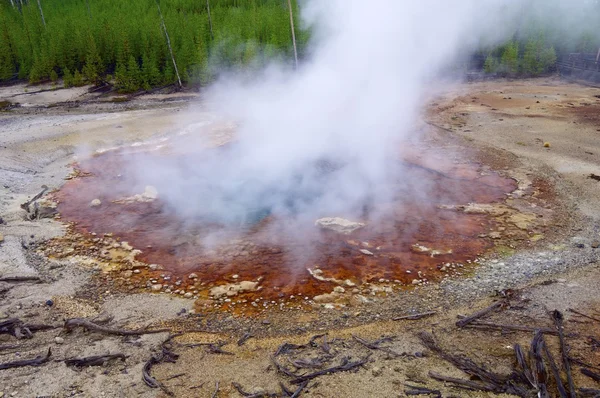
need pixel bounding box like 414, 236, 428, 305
53, 140, 516, 312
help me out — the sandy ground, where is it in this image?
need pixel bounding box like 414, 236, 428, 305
0, 78, 599, 397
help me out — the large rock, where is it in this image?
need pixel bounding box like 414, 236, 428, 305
315, 217, 365, 235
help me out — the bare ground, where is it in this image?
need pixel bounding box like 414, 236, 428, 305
0, 78, 599, 397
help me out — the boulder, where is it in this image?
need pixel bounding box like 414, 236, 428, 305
315, 217, 365, 235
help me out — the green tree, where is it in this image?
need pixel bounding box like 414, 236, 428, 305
483, 55, 498, 73
82, 38, 103, 85
63, 67, 74, 88
500, 41, 519, 75
73, 69, 85, 87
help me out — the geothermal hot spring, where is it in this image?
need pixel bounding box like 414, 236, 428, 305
53, 126, 517, 313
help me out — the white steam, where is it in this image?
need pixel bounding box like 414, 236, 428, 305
134, 0, 568, 228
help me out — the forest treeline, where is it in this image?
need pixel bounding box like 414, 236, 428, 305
0, 0, 599, 92
0, 0, 307, 92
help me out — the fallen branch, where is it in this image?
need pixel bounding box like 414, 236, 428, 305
186, 341, 233, 355
64, 353, 126, 368
428, 371, 497, 392
352, 335, 400, 357
0, 275, 41, 283
290, 355, 370, 384
581, 368, 600, 383
568, 308, 600, 323
64, 318, 169, 336
529, 331, 548, 395
456, 301, 504, 328
462, 320, 557, 335
580, 388, 600, 397
290, 380, 309, 398
393, 311, 437, 321
142, 336, 179, 396
271, 356, 298, 378
211, 381, 219, 398
404, 384, 442, 396
0, 318, 53, 339
418, 332, 507, 386
20, 185, 48, 213
540, 334, 567, 398
274, 342, 306, 357
553, 310, 576, 398
237, 332, 254, 346
0, 347, 51, 370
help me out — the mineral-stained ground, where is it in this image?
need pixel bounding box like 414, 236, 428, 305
0, 77, 599, 397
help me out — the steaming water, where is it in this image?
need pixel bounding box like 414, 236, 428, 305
133, 0, 591, 229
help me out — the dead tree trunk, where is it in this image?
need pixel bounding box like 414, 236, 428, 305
85, 0, 92, 20
155, 0, 182, 88
206, 0, 214, 39
287, 0, 298, 69
36, 0, 46, 28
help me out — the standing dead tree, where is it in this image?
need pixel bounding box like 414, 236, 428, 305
155, 0, 182, 88
287, 0, 298, 69
36, 0, 46, 28
206, 0, 214, 39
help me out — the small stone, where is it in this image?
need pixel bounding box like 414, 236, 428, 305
188, 273, 198, 279
148, 264, 163, 271
184, 292, 193, 298
0, 233, 3, 243
360, 249, 374, 256
90, 199, 102, 207
122, 270, 133, 278
54, 337, 64, 344
45, 300, 54, 307
333, 286, 345, 293
133, 269, 141, 274
592, 241, 600, 249
151, 284, 163, 292
372, 367, 383, 377
412, 279, 421, 285
543, 142, 550, 148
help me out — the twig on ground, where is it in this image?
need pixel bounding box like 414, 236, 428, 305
581, 368, 600, 383
64, 318, 169, 336
428, 371, 497, 392
142, 336, 179, 396
0, 275, 41, 283
456, 301, 505, 328
289, 355, 370, 384
404, 384, 442, 396
393, 311, 437, 321
540, 335, 568, 398
65, 353, 126, 368
211, 381, 219, 398
462, 320, 557, 334
553, 310, 576, 398
352, 335, 400, 357
0, 347, 51, 370
237, 332, 254, 346
568, 308, 600, 323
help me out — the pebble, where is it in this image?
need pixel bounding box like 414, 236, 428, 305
184, 292, 193, 298
148, 264, 163, 270
592, 241, 600, 249
133, 269, 141, 274
54, 336, 64, 344
188, 273, 198, 279
90, 199, 102, 207
151, 284, 163, 292
372, 367, 383, 377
